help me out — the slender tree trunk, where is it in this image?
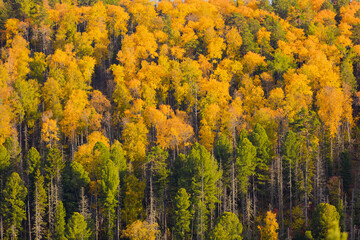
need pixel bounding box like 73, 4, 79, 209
116, 185, 121, 240
149, 160, 155, 225
289, 158, 292, 229
95, 186, 99, 240
28, 198, 31, 240
252, 175, 256, 223
351, 188, 354, 240
25, 124, 28, 152
0, 216, 3, 240
232, 160, 235, 213
164, 183, 167, 240
279, 156, 284, 235
48, 180, 52, 239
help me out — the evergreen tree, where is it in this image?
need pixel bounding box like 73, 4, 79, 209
236, 137, 257, 194
186, 143, 222, 239
110, 140, 127, 180
282, 130, 299, 229
1, 172, 27, 240
174, 188, 192, 239
54, 201, 66, 240
146, 146, 169, 224
62, 161, 90, 216
26, 147, 41, 175
122, 174, 145, 225
99, 158, 119, 238
209, 212, 243, 240
0, 145, 10, 189
33, 169, 47, 240
310, 203, 341, 240
66, 212, 91, 240
340, 151, 352, 195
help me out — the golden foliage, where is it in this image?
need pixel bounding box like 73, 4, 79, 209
258, 211, 279, 240
122, 220, 159, 240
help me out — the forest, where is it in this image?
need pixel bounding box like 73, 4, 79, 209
0, 0, 359, 239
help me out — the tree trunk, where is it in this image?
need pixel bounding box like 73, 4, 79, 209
28, 198, 31, 240
1, 216, 3, 240
149, 160, 155, 225
232, 160, 235, 213
24, 124, 28, 152
289, 157, 292, 229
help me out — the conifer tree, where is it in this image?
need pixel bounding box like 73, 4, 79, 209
122, 174, 145, 225
209, 212, 243, 240
174, 188, 192, 239
66, 212, 91, 240
311, 203, 343, 240
99, 158, 119, 239
187, 143, 222, 239
33, 169, 47, 240
54, 201, 66, 240
1, 172, 27, 240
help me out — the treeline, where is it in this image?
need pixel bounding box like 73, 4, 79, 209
0, 0, 359, 239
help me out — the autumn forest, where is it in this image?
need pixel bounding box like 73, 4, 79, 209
0, 0, 359, 239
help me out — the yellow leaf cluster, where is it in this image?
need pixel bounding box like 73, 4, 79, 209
122, 220, 159, 240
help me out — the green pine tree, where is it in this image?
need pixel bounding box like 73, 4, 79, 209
2, 172, 28, 240
66, 212, 91, 240
236, 137, 257, 194
110, 140, 127, 180
26, 147, 41, 176
122, 174, 145, 225
187, 143, 222, 239
310, 203, 341, 240
174, 188, 192, 239
33, 169, 47, 240
54, 201, 66, 240
209, 212, 243, 240
99, 158, 119, 239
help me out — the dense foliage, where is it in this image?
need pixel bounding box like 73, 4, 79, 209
0, 0, 359, 239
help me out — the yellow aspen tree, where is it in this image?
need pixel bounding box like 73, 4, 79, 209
41, 111, 60, 148
316, 86, 345, 138
258, 211, 279, 240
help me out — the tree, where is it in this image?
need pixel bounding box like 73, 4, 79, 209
326, 220, 348, 240
282, 130, 299, 229
209, 212, 243, 240
99, 158, 119, 238
66, 212, 91, 240
26, 147, 41, 175
122, 220, 159, 240
41, 112, 59, 148
122, 175, 145, 225
284, 71, 313, 120
0, 145, 10, 174
236, 136, 257, 193
340, 151, 352, 195
310, 203, 341, 240
62, 161, 90, 217
54, 201, 66, 240
145, 146, 169, 225
110, 140, 127, 179
242, 51, 267, 75
258, 211, 279, 240
30, 52, 46, 83
187, 143, 222, 239
122, 119, 148, 163
174, 188, 192, 239
316, 86, 345, 138
33, 170, 47, 240
249, 123, 271, 185
2, 172, 28, 239
60, 89, 89, 158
